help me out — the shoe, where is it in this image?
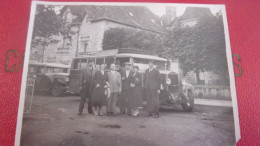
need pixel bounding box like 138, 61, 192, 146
88, 109, 94, 114
77, 112, 82, 115
99, 112, 103, 116
132, 111, 139, 117
148, 113, 153, 116
153, 113, 159, 118
92, 109, 97, 116
120, 111, 126, 115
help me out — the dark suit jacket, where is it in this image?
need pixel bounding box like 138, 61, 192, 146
144, 68, 161, 90
93, 70, 108, 87
131, 72, 142, 87
120, 69, 134, 90
80, 69, 90, 87
80, 67, 96, 98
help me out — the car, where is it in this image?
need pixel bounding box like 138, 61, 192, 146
28, 62, 70, 96
69, 50, 194, 111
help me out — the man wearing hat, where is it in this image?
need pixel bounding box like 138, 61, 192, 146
78, 59, 96, 115
115, 60, 123, 73
144, 60, 161, 118
119, 62, 134, 115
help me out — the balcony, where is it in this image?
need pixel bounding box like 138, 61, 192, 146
57, 47, 70, 54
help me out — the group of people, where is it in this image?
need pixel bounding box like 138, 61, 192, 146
78, 59, 161, 118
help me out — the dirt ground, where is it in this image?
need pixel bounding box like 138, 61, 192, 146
20, 95, 235, 146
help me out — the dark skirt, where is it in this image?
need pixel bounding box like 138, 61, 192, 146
132, 86, 143, 108
92, 86, 106, 107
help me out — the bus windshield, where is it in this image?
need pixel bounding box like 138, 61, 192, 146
71, 56, 167, 71
132, 57, 167, 70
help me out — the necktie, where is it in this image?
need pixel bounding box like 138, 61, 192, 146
91, 68, 93, 78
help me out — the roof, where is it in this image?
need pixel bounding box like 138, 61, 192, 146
29, 62, 70, 68
60, 6, 86, 24
179, 7, 213, 20
75, 53, 167, 62
116, 53, 167, 61
61, 5, 165, 33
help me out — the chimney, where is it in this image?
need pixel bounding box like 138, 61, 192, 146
165, 6, 176, 25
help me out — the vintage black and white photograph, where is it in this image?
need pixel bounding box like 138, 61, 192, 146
15, 2, 240, 146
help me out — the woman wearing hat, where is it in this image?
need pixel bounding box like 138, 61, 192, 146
130, 66, 143, 116
92, 64, 108, 116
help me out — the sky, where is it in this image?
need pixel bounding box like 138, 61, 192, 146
146, 5, 223, 17
53, 4, 223, 17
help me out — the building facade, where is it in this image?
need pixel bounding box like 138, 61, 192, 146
31, 5, 165, 65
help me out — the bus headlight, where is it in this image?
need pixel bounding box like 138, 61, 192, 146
65, 77, 69, 82
166, 77, 171, 85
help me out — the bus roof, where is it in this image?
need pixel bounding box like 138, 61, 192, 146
29, 62, 70, 68
75, 53, 167, 62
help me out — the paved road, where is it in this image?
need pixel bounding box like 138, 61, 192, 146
20, 95, 235, 146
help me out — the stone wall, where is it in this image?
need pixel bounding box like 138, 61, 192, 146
79, 18, 106, 52
79, 18, 140, 54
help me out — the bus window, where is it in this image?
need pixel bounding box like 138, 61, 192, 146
105, 57, 115, 69
72, 59, 80, 69
62, 68, 68, 73
29, 66, 36, 73
36, 67, 45, 74
133, 58, 151, 64
116, 57, 130, 67
81, 59, 88, 69
53, 68, 62, 73
46, 67, 54, 73
154, 61, 167, 70
96, 58, 104, 65
132, 58, 167, 70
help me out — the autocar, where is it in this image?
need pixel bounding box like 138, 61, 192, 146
69, 51, 194, 111
28, 62, 70, 96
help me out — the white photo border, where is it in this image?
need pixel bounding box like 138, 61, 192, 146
15, 1, 241, 145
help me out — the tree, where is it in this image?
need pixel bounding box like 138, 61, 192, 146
102, 27, 164, 55
163, 12, 229, 84
32, 5, 73, 62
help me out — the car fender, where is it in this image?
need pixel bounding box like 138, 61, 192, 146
182, 82, 194, 96
37, 75, 53, 91
45, 73, 69, 85
42, 74, 55, 82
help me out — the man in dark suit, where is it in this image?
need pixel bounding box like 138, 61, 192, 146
120, 62, 134, 115
78, 60, 96, 115
144, 60, 161, 118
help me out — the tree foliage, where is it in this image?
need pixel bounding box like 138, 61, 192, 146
102, 27, 164, 55
102, 13, 229, 83
32, 5, 73, 48
163, 12, 229, 80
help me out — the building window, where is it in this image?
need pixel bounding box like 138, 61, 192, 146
84, 43, 88, 52
57, 47, 69, 54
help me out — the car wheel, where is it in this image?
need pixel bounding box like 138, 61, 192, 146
51, 83, 63, 97
181, 90, 194, 112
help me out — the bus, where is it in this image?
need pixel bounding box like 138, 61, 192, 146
69, 53, 194, 111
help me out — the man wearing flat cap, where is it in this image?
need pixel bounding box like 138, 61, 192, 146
144, 60, 161, 118
78, 59, 96, 115
119, 62, 134, 115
